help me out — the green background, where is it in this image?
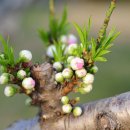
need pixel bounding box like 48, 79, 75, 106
0, 0, 130, 129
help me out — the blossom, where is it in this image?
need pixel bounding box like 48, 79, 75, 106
83, 73, 94, 84
0, 73, 9, 85
70, 57, 84, 70
53, 62, 63, 72
46, 45, 56, 58
61, 96, 69, 104
55, 72, 64, 83
75, 68, 87, 78
22, 77, 35, 90
19, 50, 32, 62
79, 84, 93, 94
62, 104, 72, 114
17, 70, 26, 80
4, 86, 17, 97
66, 44, 78, 55
73, 106, 82, 117
68, 34, 77, 44
62, 68, 73, 79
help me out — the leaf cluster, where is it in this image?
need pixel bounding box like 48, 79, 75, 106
39, 8, 70, 46
0, 35, 15, 67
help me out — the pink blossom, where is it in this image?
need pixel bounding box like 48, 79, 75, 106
70, 57, 84, 70
68, 34, 77, 45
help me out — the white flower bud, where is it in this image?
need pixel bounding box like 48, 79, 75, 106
79, 84, 93, 94
83, 73, 94, 84
22, 77, 35, 90
68, 34, 77, 44
66, 44, 78, 55
4, 86, 17, 97
62, 104, 72, 114
0, 73, 9, 85
17, 70, 26, 80
90, 65, 98, 74
19, 50, 32, 62
61, 96, 69, 104
60, 35, 68, 44
62, 68, 73, 79
53, 62, 63, 72
67, 56, 75, 64
46, 45, 56, 58
75, 68, 87, 78
73, 106, 82, 117
55, 73, 64, 83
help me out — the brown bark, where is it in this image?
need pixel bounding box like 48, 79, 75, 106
6, 91, 130, 130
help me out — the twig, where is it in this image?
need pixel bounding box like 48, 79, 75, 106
97, 0, 116, 45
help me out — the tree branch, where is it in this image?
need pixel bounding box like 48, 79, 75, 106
6, 91, 130, 130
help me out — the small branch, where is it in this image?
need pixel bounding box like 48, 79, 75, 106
49, 0, 55, 17
97, 0, 116, 44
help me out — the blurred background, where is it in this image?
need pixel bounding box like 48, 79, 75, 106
0, 0, 130, 129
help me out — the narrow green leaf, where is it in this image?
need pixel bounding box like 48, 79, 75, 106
95, 57, 107, 62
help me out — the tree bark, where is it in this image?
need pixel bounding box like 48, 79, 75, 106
6, 91, 130, 130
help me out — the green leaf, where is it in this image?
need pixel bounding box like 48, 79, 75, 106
95, 57, 107, 62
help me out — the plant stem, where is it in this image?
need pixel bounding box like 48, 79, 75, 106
97, 0, 116, 44
49, 0, 55, 17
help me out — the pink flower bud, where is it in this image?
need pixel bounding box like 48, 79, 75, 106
68, 34, 77, 44
70, 57, 84, 70
22, 77, 35, 90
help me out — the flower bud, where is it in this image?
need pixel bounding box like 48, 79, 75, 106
25, 98, 32, 106
70, 57, 84, 70
0, 54, 5, 59
0, 73, 9, 85
73, 106, 82, 117
46, 45, 56, 58
61, 96, 69, 104
60, 35, 67, 44
68, 34, 77, 44
62, 104, 72, 114
22, 77, 35, 90
67, 44, 78, 55
17, 70, 26, 80
83, 73, 94, 84
75, 68, 87, 78
79, 84, 93, 94
67, 56, 75, 64
4, 86, 17, 97
53, 62, 63, 72
90, 65, 98, 74
62, 68, 73, 79
0, 66, 7, 73
55, 72, 64, 83
19, 50, 32, 62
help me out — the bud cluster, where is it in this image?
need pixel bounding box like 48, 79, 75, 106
0, 50, 36, 97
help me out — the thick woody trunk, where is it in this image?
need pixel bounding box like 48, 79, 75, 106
6, 91, 130, 130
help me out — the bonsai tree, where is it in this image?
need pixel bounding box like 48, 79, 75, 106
1, 0, 130, 130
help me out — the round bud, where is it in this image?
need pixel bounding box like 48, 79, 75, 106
70, 57, 84, 70
19, 50, 32, 62
17, 70, 26, 80
67, 56, 75, 64
67, 44, 78, 55
0, 73, 9, 85
68, 34, 77, 44
61, 96, 69, 104
0, 54, 5, 59
62, 68, 73, 79
75, 68, 87, 78
73, 106, 82, 117
90, 65, 98, 74
22, 77, 35, 90
4, 86, 17, 97
55, 73, 64, 83
79, 84, 93, 94
53, 62, 63, 72
60, 35, 67, 44
62, 104, 72, 114
46, 45, 56, 58
25, 98, 32, 106
83, 73, 94, 84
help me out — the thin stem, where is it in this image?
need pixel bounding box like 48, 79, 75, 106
49, 0, 55, 17
97, 0, 116, 44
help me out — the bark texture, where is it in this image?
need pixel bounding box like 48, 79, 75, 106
6, 91, 130, 130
